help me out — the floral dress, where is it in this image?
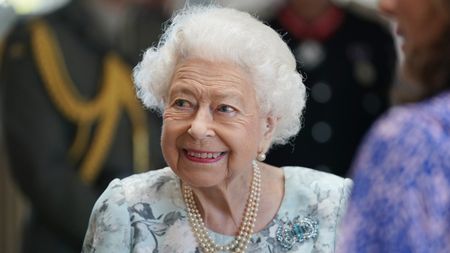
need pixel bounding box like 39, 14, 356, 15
82, 166, 352, 252
337, 90, 450, 253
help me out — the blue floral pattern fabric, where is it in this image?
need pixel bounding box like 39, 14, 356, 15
337, 90, 450, 253
82, 166, 352, 252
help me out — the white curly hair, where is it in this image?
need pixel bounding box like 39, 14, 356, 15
133, 5, 306, 147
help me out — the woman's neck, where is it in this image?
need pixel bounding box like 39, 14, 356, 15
185, 163, 284, 235
190, 166, 254, 235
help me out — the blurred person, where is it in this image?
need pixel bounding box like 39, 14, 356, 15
266, 0, 397, 177
0, 0, 168, 252
337, 0, 450, 252
169, 0, 285, 18
82, 5, 352, 252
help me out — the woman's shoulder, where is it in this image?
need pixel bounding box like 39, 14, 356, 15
101, 167, 181, 207
372, 91, 450, 143
283, 166, 352, 193
349, 91, 450, 199
358, 93, 450, 166
120, 167, 177, 189
281, 166, 352, 218
276, 167, 352, 252
83, 168, 188, 252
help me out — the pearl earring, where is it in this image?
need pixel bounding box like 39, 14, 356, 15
257, 152, 266, 162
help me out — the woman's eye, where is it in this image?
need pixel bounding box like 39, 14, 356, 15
217, 105, 236, 113
174, 99, 191, 108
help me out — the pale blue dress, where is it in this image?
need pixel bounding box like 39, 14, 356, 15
82, 167, 352, 252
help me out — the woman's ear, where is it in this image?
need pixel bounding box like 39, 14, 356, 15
258, 116, 278, 154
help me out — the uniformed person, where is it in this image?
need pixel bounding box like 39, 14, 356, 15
0, 0, 167, 252
266, 0, 397, 177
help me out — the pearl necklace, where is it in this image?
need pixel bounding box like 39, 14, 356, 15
183, 160, 261, 253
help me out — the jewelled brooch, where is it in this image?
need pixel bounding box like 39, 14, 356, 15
276, 216, 319, 250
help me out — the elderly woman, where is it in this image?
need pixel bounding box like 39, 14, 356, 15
337, 0, 450, 252
82, 6, 352, 253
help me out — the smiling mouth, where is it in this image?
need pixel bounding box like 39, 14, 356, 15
184, 149, 227, 163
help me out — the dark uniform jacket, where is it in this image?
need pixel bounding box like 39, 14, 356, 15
0, 1, 166, 252
267, 5, 396, 177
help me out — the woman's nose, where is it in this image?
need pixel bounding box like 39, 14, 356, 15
379, 0, 397, 17
187, 108, 215, 139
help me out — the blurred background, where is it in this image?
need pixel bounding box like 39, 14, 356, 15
0, 0, 394, 252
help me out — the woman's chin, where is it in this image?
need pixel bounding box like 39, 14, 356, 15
172, 161, 228, 189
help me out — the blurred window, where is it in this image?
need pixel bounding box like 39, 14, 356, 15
5, 0, 69, 15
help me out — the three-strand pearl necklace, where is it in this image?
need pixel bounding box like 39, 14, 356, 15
183, 160, 262, 253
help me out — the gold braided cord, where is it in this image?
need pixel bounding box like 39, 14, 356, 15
103, 55, 150, 174
68, 123, 90, 161
113, 56, 150, 173
31, 20, 113, 122
30, 20, 150, 183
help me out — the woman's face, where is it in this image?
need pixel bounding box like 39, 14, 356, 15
161, 58, 274, 188
379, 0, 448, 56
